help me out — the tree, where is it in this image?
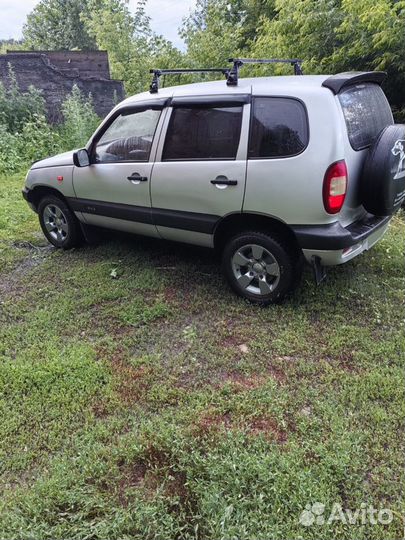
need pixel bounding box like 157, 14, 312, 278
180, 0, 244, 69
84, 0, 183, 94
23, 0, 97, 50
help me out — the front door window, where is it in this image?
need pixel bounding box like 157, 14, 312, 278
94, 108, 161, 163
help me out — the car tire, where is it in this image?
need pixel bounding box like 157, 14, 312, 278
38, 195, 82, 249
222, 231, 298, 305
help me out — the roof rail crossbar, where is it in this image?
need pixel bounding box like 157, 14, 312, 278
149, 68, 230, 93
227, 58, 303, 86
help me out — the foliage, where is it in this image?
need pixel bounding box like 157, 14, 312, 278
180, 0, 245, 70
0, 65, 46, 133
83, 0, 183, 94
0, 80, 99, 175
59, 85, 100, 150
23, 0, 97, 50
0, 39, 25, 55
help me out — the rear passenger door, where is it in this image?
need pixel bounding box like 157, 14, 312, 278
150, 95, 250, 246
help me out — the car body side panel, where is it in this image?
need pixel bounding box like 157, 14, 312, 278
243, 88, 344, 225
25, 164, 76, 198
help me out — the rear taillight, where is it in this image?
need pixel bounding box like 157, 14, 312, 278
323, 160, 348, 214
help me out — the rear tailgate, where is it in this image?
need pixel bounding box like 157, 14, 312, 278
323, 73, 394, 226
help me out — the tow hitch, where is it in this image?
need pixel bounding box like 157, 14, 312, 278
311, 255, 327, 285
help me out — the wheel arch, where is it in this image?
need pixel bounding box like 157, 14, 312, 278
213, 212, 301, 255
27, 185, 71, 213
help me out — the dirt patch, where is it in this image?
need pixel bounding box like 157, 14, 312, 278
248, 416, 288, 443
0, 243, 53, 299
115, 364, 153, 404
116, 462, 149, 506
115, 446, 196, 516
192, 410, 288, 444
216, 368, 286, 391
96, 344, 154, 404
267, 365, 287, 384
218, 372, 268, 391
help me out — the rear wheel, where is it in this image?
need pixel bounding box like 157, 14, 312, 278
222, 231, 298, 305
38, 195, 81, 249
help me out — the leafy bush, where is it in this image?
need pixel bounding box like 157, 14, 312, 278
0, 65, 46, 133
0, 115, 60, 174
0, 78, 100, 174
59, 85, 100, 150
0, 124, 20, 174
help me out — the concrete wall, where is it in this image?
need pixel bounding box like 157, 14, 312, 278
0, 51, 125, 123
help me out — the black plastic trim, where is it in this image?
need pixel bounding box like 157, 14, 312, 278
322, 71, 386, 94
67, 197, 219, 234
68, 197, 153, 225
22, 187, 30, 201
171, 95, 250, 108
292, 214, 391, 250
154, 208, 218, 233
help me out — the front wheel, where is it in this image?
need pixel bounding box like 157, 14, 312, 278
38, 195, 82, 249
222, 231, 299, 305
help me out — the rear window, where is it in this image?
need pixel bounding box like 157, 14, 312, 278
248, 97, 309, 158
338, 84, 393, 151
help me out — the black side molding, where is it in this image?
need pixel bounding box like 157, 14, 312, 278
322, 71, 386, 94
68, 197, 153, 225
171, 94, 250, 108
292, 214, 391, 250
67, 197, 219, 234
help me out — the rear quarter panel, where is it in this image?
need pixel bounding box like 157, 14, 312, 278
243, 88, 345, 225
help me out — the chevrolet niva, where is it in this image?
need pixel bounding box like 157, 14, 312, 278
22, 59, 405, 304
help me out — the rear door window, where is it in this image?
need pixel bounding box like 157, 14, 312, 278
248, 97, 309, 158
163, 105, 243, 160
338, 84, 393, 150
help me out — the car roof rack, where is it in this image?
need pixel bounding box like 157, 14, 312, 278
227, 58, 303, 86
149, 58, 303, 93
149, 68, 230, 93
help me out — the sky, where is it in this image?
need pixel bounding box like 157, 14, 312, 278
0, 0, 196, 49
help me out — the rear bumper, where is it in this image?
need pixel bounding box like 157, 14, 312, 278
292, 213, 392, 266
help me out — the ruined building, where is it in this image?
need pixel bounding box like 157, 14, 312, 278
0, 50, 125, 122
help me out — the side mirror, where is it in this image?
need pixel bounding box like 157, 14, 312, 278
73, 148, 90, 167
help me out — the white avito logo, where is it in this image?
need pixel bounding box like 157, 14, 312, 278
299, 502, 393, 527
391, 139, 405, 180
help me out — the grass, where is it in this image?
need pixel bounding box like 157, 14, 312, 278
0, 171, 404, 539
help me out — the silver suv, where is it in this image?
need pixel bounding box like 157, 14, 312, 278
22, 59, 405, 304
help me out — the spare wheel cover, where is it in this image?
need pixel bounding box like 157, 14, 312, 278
360, 124, 405, 215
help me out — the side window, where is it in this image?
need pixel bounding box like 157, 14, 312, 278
163, 105, 243, 160
94, 108, 161, 163
248, 97, 309, 158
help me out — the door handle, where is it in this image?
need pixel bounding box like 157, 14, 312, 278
127, 173, 148, 183
210, 178, 238, 186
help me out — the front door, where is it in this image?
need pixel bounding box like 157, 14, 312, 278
150, 96, 250, 246
73, 104, 165, 237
